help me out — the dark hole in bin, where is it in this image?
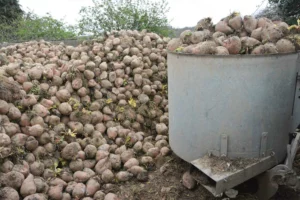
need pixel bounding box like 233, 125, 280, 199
190, 165, 216, 188
190, 164, 259, 196
234, 177, 258, 194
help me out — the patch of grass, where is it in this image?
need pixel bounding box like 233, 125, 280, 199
116, 106, 125, 113
52, 161, 62, 177
175, 46, 184, 53
68, 66, 80, 80
61, 128, 77, 138
68, 97, 81, 110
28, 83, 50, 100
29, 84, 40, 95
125, 135, 132, 147
48, 104, 57, 111
82, 108, 92, 115
25, 108, 37, 120
123, 79, 128, 86
128, 98, 137, 108
106, 98, 113, 104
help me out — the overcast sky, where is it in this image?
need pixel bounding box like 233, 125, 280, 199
19, 0, 268, 28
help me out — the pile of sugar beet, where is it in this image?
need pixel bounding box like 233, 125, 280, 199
168, 13, 300, 55
0, 13, 299, 200
0, 30, 170, 200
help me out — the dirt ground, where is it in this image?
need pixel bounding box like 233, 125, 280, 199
106, 152, 300, 200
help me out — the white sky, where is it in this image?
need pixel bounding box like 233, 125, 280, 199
19, 0, 268, 28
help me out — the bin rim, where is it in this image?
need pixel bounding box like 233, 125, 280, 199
167, 50, 300, 58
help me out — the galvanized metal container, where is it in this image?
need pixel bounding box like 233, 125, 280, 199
168, 52, 300, 163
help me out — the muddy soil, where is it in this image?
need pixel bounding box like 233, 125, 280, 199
109, 152, 300, 200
